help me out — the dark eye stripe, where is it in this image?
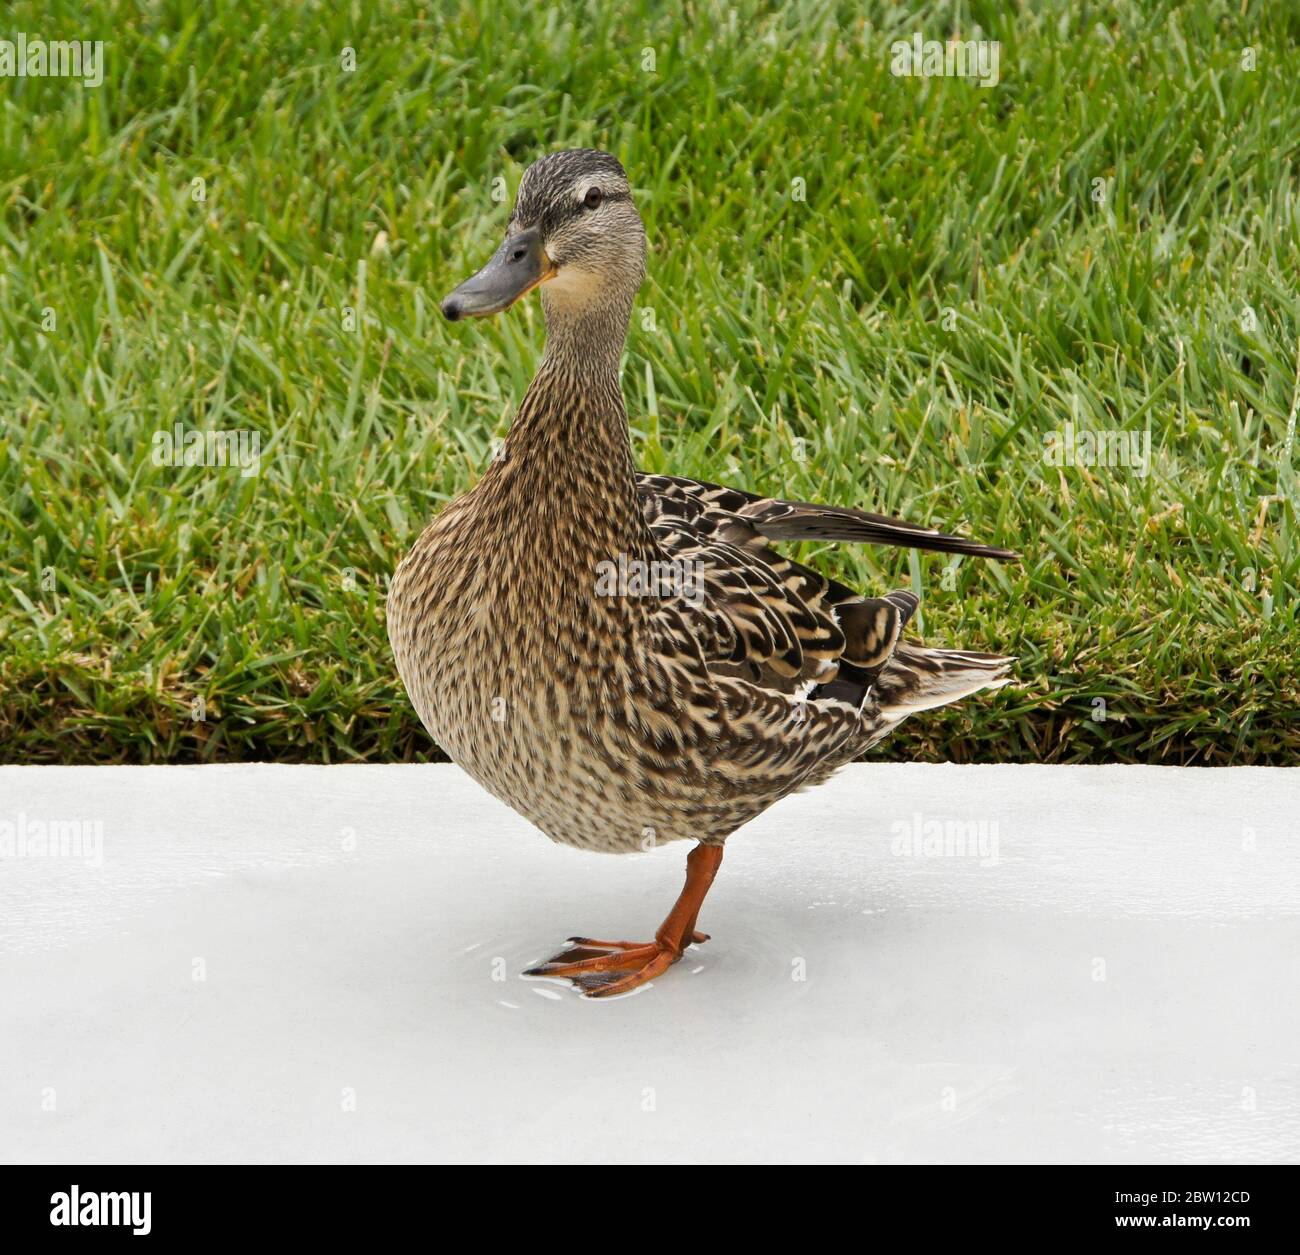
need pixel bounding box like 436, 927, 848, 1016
572, 189, 631, 214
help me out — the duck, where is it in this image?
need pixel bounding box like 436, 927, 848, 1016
387, 149, 1017, 998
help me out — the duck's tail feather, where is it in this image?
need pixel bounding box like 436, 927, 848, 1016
871, 643, 1016, 719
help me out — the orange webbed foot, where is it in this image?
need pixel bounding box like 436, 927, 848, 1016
523, 843, 723, 999
522, 933, 709, 998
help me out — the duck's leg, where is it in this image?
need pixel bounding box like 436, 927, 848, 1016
524, 843, 724, 998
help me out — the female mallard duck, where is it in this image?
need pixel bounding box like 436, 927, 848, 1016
388, 149, 1016, 998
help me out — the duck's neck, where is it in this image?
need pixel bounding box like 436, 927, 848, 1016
540, 283, 634, 377
488, 289, 654, 570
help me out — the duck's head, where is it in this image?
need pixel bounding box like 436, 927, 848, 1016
440, 149, 646, 324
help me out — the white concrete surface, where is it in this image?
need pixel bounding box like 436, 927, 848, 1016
1, 762, 1297, 1164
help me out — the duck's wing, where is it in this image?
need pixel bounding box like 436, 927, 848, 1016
638, 473, 852, 686
636, 472, 1015, 693
630, 472, 1015, 821
636, 473, 1018, 560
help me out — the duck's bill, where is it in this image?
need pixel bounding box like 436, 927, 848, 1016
440, 228, 555, 321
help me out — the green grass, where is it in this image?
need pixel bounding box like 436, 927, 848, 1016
2, 0, 1299, 765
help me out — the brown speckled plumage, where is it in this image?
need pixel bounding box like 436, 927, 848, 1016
387, 150, 1016, 993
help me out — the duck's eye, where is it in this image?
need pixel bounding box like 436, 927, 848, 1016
583, 186, 603, 211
